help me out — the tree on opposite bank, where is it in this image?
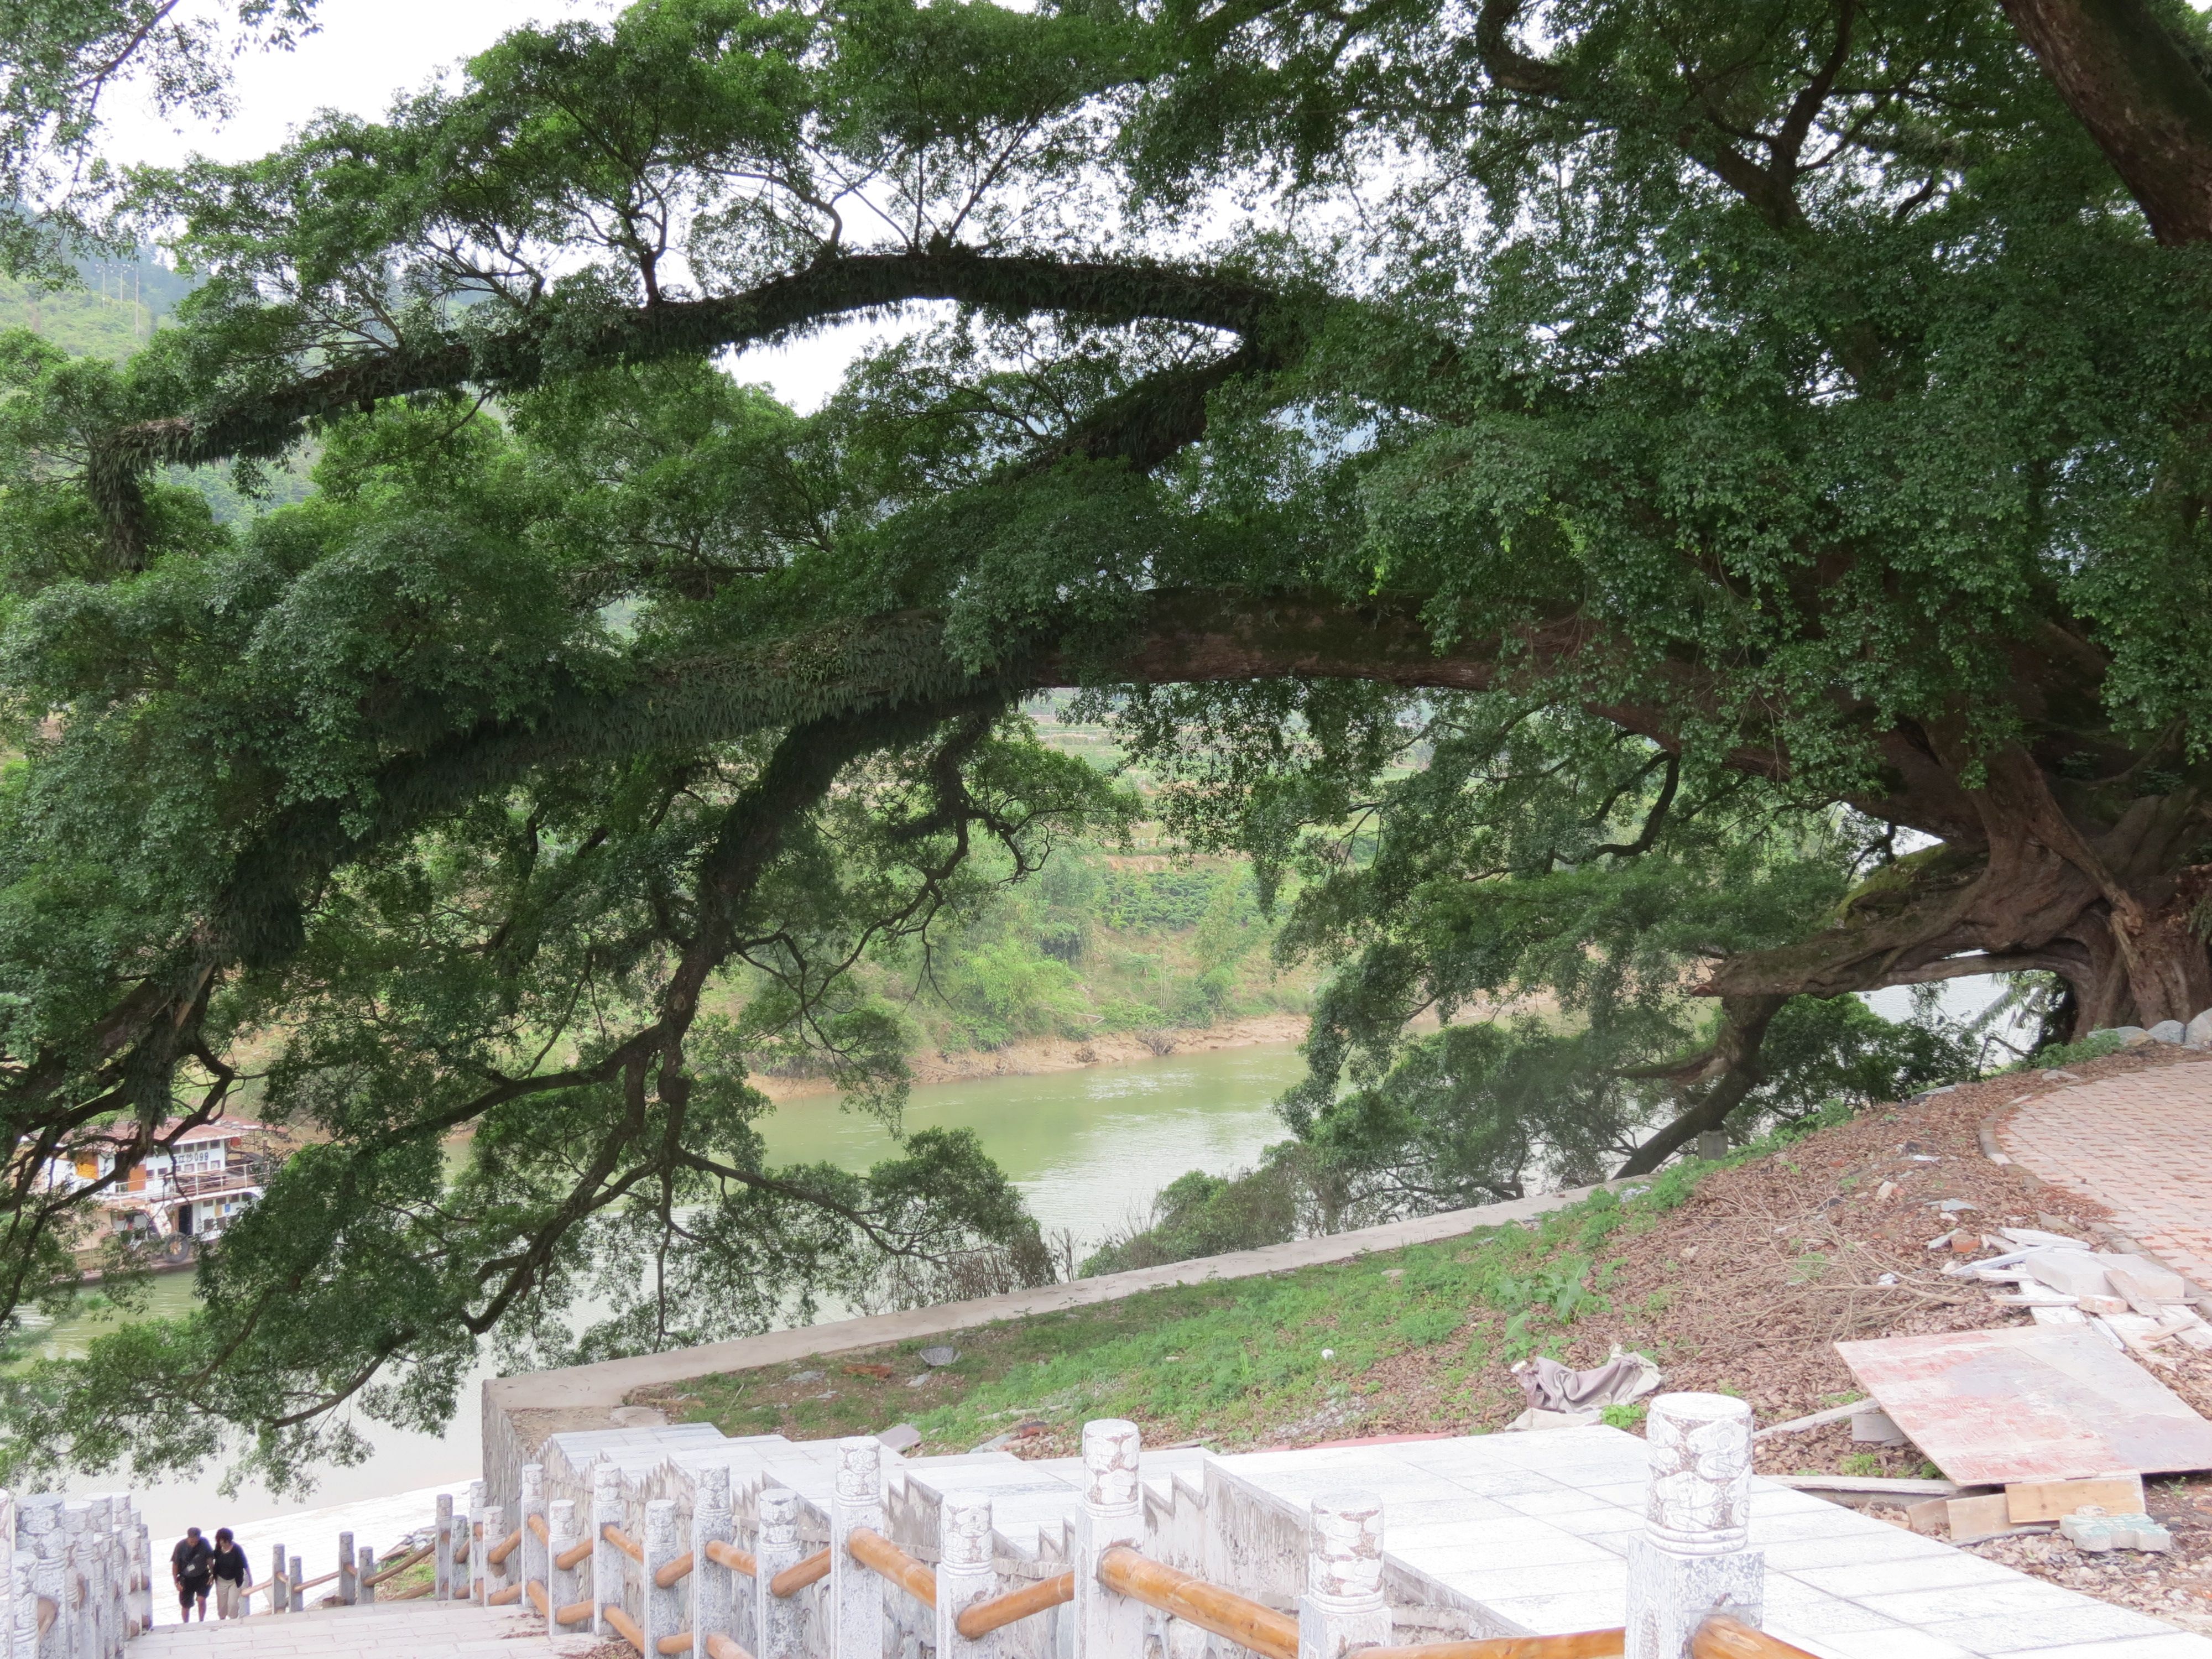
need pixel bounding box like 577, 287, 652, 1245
3, 0, 2212, 1486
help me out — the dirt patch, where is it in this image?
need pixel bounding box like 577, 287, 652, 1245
750, 1014, 1310, 1100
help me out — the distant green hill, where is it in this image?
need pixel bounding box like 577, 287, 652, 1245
0, 247, 194, 362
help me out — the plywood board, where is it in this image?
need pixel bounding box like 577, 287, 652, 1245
1835, 1324, 2212, 1485
2006, 1474, 2145, 1523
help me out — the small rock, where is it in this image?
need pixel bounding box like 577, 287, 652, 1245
1876, 1272, 1899, 1286
790, 1369, 825, 1383
919, 1345, 959, 1367
2148, 1020, 2187, 1045
1321, 1348, 1336, 1360
1876, 1181, 1898, 1201
906, 1373, 933, 1388
609, 1405, 667, 1428
2043, 1069, 2083, 1082
2185, 1009, 2212, 1050
1680, 1245, 1700, 1261
875, 1423, 923, 1453
1934, 1198, 1978, 1213
2096, 1026, 2152, 1046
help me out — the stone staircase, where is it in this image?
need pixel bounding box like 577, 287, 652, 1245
128, 1598, 601, 1659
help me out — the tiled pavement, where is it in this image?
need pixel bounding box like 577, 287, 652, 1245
1198, 1428, 2212, 1659
1997, 1061, 2212, 1290
129, 1599, 600, 1659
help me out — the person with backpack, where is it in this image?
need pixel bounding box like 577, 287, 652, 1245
169, 1527, 213, 1621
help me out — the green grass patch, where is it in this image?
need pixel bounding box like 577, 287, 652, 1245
645, 1118, 1845, 1452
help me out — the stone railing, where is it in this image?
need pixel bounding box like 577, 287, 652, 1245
506, 1392, 1807, 1659
12, 1492, 152, 1659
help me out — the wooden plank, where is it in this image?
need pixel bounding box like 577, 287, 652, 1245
1767, 1474, 1962, 1496
1750, 1400, 1866, 1440
1835, 1325, 2212, 1485
2005, 1474, 2146, 1523
1945, 1495, 2016, 1542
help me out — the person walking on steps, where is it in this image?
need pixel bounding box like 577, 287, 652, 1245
210, 1527, 248, 1619
170, 1526, 213, 1622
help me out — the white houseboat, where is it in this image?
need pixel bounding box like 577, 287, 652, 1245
46, 1118, 278, 1266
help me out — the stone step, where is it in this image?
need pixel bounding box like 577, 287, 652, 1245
129, 1599, 599, 1659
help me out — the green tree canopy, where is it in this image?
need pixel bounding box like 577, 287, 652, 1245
3, 0, 2212, 1486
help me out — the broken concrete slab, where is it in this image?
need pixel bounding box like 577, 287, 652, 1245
1835, 1323, 2212, 1484
2060, 1509, 2174, 1552
2017, 1248, 2188, 1303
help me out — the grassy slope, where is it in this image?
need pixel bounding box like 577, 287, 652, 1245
638, 1045, 2212, 1477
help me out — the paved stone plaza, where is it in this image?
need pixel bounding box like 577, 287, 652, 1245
129, 1600, 598, 1659
2001, 1063, 2212, 1289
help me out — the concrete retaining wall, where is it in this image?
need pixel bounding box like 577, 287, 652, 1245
481, 1182, 1621, 1519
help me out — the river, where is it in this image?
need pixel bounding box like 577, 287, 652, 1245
46, 1041, 1310, 1553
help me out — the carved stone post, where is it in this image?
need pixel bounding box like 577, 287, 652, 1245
1074, 1420, 1144, 1659
644, 1499, 685, 1658
18, 1496, 62, 1657
754, 1487, 804, 1659
520, 1464, 549, 1606
831, 1438, 884, 1659
14, 1547, 36, 1656
1626, 1392, 1765, 1659
59, 1503, 86, 1659
481, 1507, 506, 1605
80, 1499, 109, 1659
547, 1500, 585, 1639
592, 1463, 628, 1639
468, 1478, 487, 1603
32, 1553, 62, 1659
270, 1545, 288, 1615
691, 1464, 735, 1659
435, 1493, 454, 1602
1300, 1494, 1387, 1659
288, 1552, 302, 1614
359, 1545, 378, 1608
937, 1493, 999, 1659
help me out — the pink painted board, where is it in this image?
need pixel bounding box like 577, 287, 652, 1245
1834, 1325, 2212, 1485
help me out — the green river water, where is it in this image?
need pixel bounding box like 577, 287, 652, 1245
46, 1042, 1309, 1541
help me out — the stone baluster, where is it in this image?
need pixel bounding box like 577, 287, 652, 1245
79, 1500, 108, 1659
690, 1464, 734, 1659
936, 1493, 999, 1659
358, 1545, 378, 1608
468, 1478, 487, 1603
480, 1507, 505, 1604
754, 1487, 803, 1659
830, 1438, 884, 1659
13, 1547, 36, 1659
288, 1552, 302, 1614
1074, 1420, 1144, 1659
1626, 1391, 1765, 1659
547, 1500, 585, 1639
131, 1517, 150, 1637
18, 1498, 60, 1657
61, 1504, 88, 1659
271, 1545, 288, 1615
592, 1463, 627, 1640
519, 1464, 548, 1607
338, 1531, 356, 1606
1299, 1494, 1387, 1659
435, 1493, 454, 1603
643, 1499, 684, 1658
32, 1553, 62, 1659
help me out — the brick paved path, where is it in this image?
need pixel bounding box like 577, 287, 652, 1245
1999, 1060, 2212, 1290
131, 1600, 598, 1659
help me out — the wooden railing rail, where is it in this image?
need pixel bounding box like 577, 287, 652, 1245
1691, 1616, 1820, 1659
1354, 1635, 1623, 1659
525, 1580, 550, 1617
526, 1513, 551, 1546
362, 1543, 433, 1588
954, 1570, 1076, 1639
656, 1634, 693, 1655
703, 1540, 755, 1575
604, 1603, 647, 1653
556, 1596, 594, 1627
1097, 1547, 1297, 1659
555, 1534, 594, 1573
705, 1635, 752, 1659
847, 1526, 937, 1609
602, 1523, 645, 1565
654, 1550, 694, 1589
768, 1547, 831, 1598
487, 1526, 523, 1567
487, 1583, 524, 1606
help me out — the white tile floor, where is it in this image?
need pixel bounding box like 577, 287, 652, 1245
129, 1600, 599, 1659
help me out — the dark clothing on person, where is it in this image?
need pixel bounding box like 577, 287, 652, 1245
171, 1537, 213, 1589
209, 1544, 247, 1584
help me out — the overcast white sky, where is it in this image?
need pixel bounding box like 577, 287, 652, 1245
97, 0, 880, 409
